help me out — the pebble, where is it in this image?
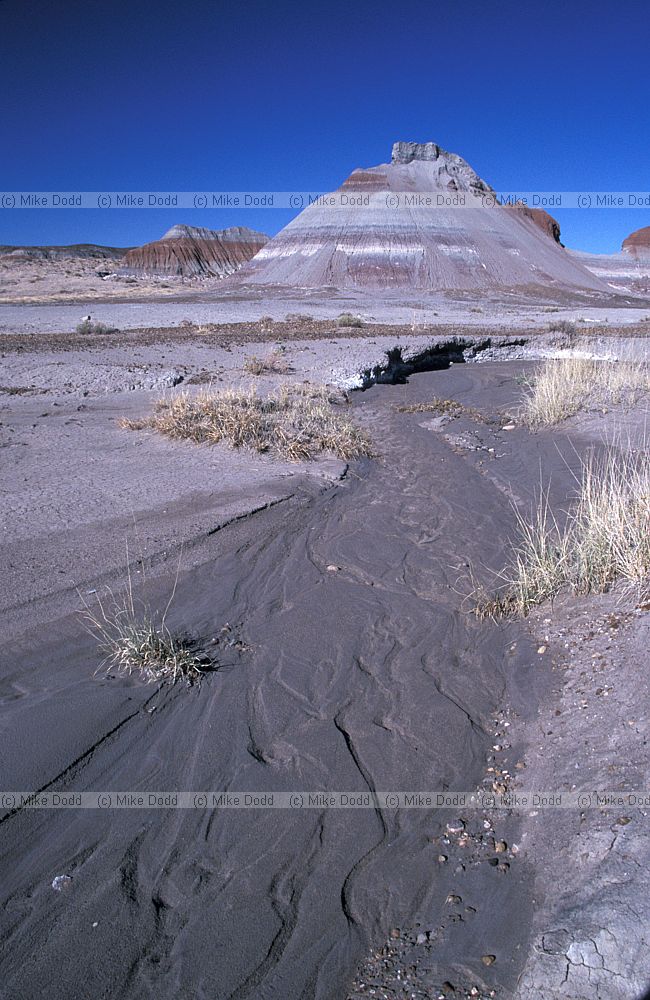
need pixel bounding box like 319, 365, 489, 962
538, 645, 547, 654
481, 955, 496, 966
501, 423, 516, 430
326, 564, 340, 572
446, 819, 465, 834
51, 874, 73, 892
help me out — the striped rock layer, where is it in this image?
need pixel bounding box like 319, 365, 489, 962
570, 248, 650, 296
122, 225, 269, 277
233, 142, 606, 293
622, 226, 650, 259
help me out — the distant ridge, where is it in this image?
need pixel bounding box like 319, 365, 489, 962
0, 244, 129, 260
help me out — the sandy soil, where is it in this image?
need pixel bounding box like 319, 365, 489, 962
1, 277, 650, 334
1, 332, 649, 1000
0, 253, 196, 304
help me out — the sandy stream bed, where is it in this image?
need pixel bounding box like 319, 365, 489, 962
0, 328, 649, 1000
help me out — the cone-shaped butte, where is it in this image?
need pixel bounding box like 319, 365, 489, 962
235, 141, 606, 293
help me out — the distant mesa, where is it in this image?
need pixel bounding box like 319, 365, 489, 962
229, 140, 605, 294
0, 243, 128, 260
121, 224, 269, 277
622, 225, 650, 259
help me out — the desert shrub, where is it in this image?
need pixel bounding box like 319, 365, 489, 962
337, 312, 364, 328
284, 312, 313, 324
548, 319, 578, 336
121, 384, 372, 461
244, 350, 292, 375
76, 319, 117, 335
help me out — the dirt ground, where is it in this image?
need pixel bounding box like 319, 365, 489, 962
0, 328, 649, 1000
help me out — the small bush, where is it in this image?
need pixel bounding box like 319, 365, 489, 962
244, 351, 292, 376
337, 312, 364, 328
520, 357, 650, 427
284, 312, 313, 324
121, 384, 372, 461
76, 319, 117, 335
548, 319, 578, 336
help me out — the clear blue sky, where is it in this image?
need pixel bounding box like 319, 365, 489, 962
1, 0, 648, 254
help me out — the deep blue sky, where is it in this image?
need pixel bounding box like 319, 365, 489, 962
1, 0, 648, 254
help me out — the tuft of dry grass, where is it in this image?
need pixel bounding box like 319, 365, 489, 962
244, 350, 292, 376
121, 384, 372, 462
396, 397, 484, 421
520, 357, 650, 427
81, 588, 204, 685
475, 446, 650, 617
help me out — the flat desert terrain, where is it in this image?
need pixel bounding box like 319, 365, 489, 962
1, 315, 649, 999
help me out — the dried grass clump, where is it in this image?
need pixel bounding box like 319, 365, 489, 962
396, 397, 484, 421
475, 447, 650, 617
521, 357, 650, 427
81, 589, 203, 685
121, 385, 372, 461
244, 350, 292, 375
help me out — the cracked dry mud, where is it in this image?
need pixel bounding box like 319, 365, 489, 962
1, 360, 648, 999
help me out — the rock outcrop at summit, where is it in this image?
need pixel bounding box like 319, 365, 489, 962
622, 225, 650, 258
507, 205, 563, 245
122, 225, 268, 277
229, 141, 606, 294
